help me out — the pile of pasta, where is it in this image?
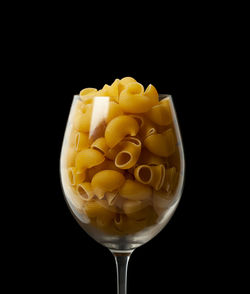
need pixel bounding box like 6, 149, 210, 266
64, 77, 180, 235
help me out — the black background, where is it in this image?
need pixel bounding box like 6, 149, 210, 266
4, 6, 240, 293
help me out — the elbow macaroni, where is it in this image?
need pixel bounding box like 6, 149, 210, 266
62, 77, 181, 235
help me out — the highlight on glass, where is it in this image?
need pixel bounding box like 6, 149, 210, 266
60, 77, 185, 294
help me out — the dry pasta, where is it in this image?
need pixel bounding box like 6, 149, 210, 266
62, 77, 182, 235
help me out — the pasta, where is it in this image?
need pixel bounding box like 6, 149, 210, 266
75, 132, 89, 151
77, 182, 94, 201
68, 167, 86, 186
75, 148, 105, 172
91, 170, 125, 199
119, 179, 152, 200
119, 82, 156, 113
115, 137, 141, 169
143, 128, 175, 157
62, 77, 181, 236
91, 137, 109, 155
146, 97, 172, 126
105, 115, 139, 148
134, 164, 165, 191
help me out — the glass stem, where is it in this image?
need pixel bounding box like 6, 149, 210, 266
112, 250, 133, 294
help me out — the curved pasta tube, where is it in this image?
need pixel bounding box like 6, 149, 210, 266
118, 77, 137, 94
119, 179, 152, 200
68, 167, 86, 186
87, 159, 123, 181
128, 114, 144, 128
91, 170, 125, 199
77, 182, 94, 201
75, 132, 89, 151
162, 167, 178, 193
75, 148, 105, 172
66, 147, 77, 167
83, 201, 115, 219
115, 137, 141, 169
146, 99, 172, 126
114, 213, 128, 231
119, 82, 155, 113
134, 164, 165, 191
91, 137, 109, 155
80, 87, 97, 96
138, 148, 166, 165
74, 104, 93, 132
138, 117, 157, 140
105, 101, 123, 123
98, 79, 120, 102
143, 128, 175, 157
105, 115, 139, 148
144, 84, 159, 106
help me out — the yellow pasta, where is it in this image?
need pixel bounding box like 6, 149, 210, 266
68, 167, 86, 186
115, 137, 141, 169
144, 84, 159, 106
77, 182, 94, 201
74, 104, 93, 132
75, 132, 89, 151
91, 170, 125, 199
75, 148, 105, 172
105, 101, 123, 123
87, 159, 123, 180
63, 77, 181, 236
134, 164, 165, 191
105, 115, 139, 148
119, 82, 155, 113
138, 117, 157, 140
146, 99, 172, 126
119, 179, 152, 200
143, 128, 175, 157
66, 147, 77, 167
118, 77, 137, 94
83, 201, 114, 219
91, 137, 109, 155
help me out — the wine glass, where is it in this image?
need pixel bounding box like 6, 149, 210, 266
60, 84, 185, 294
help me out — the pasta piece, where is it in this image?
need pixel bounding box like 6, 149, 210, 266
119, 82, 155, 113
127, 205, 154, 221
83, 201, 114, 218
74, 104, 93, 132
138, 117, 157, 140
96, 199, 118, 213
162, 167, 178, 193
114, 213, 127, 231
68, 129, 78, 147
115, 137, 141, 169
80, 88, 97, 96
75, 132, 89, 151
68, 167, 86, 186
98, 79, 120, 102
96, 211, 115, 228
134, 164, 165, 191
118, 77, 137, 94
143, 128, 175, 157
68, 191, 86, 211
138, 148, 166, 165
145, 99, 172, 126
77, 182, 94, 201
105, 101, 123, 123
66, 147, 77, 167
91, 137, 109, 155
119, 179, 152, 200
75, 148, 105, 172
87, 159, 123, 181
144, 84, 159, 106
91, 170, 125, 199
128, 114, 144, 128
105, 115, 139, 148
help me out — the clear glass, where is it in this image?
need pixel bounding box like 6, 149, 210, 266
60, 93, 185, 293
